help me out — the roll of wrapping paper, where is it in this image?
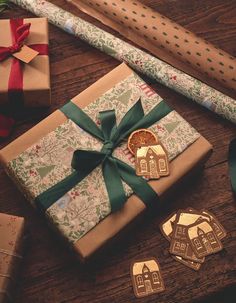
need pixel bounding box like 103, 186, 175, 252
69, 0, 236, 96
10, 0, 236, 124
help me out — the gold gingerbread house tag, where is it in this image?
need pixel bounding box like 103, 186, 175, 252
135, 144, 169, 179
131, 258, 165, 298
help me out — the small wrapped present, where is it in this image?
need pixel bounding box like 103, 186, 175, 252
0, 18, 50, 107
0, 64, 212, 261
0, 213, 25, 303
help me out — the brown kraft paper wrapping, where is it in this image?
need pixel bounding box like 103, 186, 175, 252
0, 18, 51, 107
0, 64, 212, 261
69, 0, 236, 97
0, 213, 25, 303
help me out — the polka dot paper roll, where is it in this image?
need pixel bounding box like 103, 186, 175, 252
70, 0, 236, 93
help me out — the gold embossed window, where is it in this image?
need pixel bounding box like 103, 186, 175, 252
140, 159, 147, 172
137, 275, 143, 285
152, 272, 159, 284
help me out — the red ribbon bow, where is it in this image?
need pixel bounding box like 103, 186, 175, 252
0, 22, 31, 61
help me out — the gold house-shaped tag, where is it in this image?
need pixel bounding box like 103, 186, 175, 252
131, 258, 165, 298
135, 144, 169, 179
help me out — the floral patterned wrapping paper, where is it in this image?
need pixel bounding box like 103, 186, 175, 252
6, 71, 200, 244
0, 213, 24, 303
10, 0, 236, 123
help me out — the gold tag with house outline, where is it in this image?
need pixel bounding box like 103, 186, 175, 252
169, 211, 209, 263
160, 211, 202, 270
131, 258, 165, 298
187, 220, 223, 258
135, 144, 170, 179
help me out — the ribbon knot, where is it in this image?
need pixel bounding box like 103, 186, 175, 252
8, 43, 22, 54
101, 140, 115, 156
0, 22, 31, 62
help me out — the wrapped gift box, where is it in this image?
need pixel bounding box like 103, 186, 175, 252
0, 64, 212, 261
0, 18, 51, 107
0, 213, 25, 303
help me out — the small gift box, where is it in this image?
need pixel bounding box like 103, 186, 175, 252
0, 18, 50, 107
0, 213, 25, 303
0, 64, 212, 261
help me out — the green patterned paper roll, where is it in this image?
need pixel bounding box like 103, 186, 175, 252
10, 0, 236, 124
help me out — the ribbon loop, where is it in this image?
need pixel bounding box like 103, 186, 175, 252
99, 109, 117, 141
0, 22, 31, 62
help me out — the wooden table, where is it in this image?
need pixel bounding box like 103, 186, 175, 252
1, 0, 236, 302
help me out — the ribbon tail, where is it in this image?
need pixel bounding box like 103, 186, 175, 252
103, 157, 127, 212
115, 158, 159, 207
8, 58, 24, 106
229, 138, 236, 194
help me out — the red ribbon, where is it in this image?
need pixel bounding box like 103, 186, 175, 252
0, 19, 48, 105
0, 114, 15, 139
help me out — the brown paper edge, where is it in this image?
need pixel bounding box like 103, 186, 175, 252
0, 63, 212, 261
0, 214, 25, 301
70, 0, 236, 99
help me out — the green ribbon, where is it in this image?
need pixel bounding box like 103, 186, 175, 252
35, 98, 172, 212
229, 138, 236, 194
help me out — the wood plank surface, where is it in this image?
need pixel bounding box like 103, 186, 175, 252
0, 0, 236, 302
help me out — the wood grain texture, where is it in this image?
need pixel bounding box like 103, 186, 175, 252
0, 0, 236, 302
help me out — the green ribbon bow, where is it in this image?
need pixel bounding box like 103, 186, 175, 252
35, 98, 172, 212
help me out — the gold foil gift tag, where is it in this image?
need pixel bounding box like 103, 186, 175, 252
131, 258, 165, 298
187, 220, 223, 258
135, 144, 170, 179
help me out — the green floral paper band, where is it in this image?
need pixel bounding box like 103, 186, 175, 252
7, 72, 200, 243
10, 0, 236, 124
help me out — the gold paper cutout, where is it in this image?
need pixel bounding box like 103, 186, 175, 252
160, 212, 177, 241
131, 258, 165, 298
135, 144, 169, 179
187, 220, 223, 257
160, 208, 226, 271
169, 211, 209, 262
201, 210, 226, 240
160, 212, 202, 270
172, 255, 201, 271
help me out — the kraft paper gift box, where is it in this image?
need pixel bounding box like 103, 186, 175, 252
0, 213, 25, 303
0, 63, 212, 261
0, 18, 51, 107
